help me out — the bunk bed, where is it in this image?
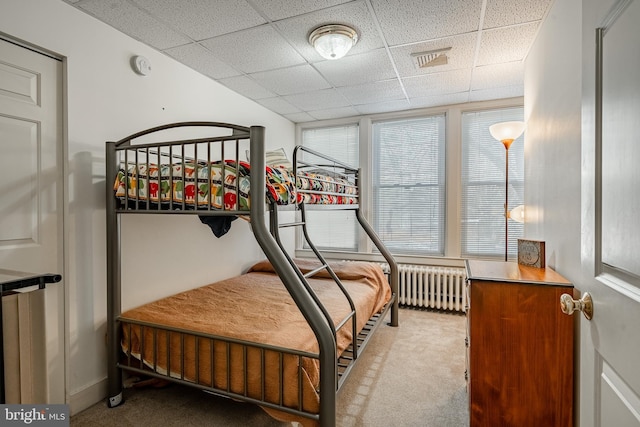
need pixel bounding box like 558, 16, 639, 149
105, 122, 399, 427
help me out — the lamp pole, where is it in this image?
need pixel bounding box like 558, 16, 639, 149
502, 139, 514, 262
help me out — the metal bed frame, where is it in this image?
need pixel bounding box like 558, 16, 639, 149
105, 122, 399, 427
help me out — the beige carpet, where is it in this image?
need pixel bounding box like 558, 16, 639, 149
71, 309, 468, 427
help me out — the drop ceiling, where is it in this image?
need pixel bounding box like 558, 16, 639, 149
62, 0, 552, 123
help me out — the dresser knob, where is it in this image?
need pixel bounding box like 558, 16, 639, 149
560, 292, 593, 320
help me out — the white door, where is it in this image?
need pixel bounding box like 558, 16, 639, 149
0, 38, 65, 403
579, 0, 640, 426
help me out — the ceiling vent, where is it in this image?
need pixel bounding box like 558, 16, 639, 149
411, 47, 452, 69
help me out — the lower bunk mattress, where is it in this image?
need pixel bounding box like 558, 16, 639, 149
118, 259, 391, 426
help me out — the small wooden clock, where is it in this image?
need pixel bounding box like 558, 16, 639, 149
517, 239, 546, 268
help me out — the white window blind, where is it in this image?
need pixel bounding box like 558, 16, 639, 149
301, 125, 359, 251
372, 115, 446, 255
461, 108, 524, 259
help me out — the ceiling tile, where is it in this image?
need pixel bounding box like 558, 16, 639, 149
371, 0, 483, 46
469, 85, 524, 102
77, 0, 190, 49
402, 68, 472, 98
249, 64, 331, 96
483, 0, 552, 29
251, 0, 352, 21
164, 43, 240, 79
283, 112, 317, 123
470, 61, 524, 90
476, 22, 539, 65
338, 80, 406, 105
200, 25, 306, 74
217, 75, 276, 100
391, 33, 477, 78
256, 97, 301, 115
314, 49, 397, 87
132, 0, 266, 41
409, 92, 470, 108
283, 88, 350, 111
355, 99, 411, 115
274, 1, 385, 63
307, 106, 360, 120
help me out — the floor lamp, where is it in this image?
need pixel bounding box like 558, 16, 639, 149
489, 121, 525, 261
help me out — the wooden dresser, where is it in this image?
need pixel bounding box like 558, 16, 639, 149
464, 260, 574, 427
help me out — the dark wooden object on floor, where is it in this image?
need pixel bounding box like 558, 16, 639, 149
465, 260, 574, 427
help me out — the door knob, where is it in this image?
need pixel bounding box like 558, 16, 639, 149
560, 292, 593, 320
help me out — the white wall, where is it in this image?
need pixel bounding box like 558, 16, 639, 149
525, 1, 584, 420
524, 0, 583, 278
1, 0, 295, 414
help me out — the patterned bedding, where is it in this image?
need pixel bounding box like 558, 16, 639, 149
113, 160, 295, 209
296, 170, 357, 205
114, 161, 357, 208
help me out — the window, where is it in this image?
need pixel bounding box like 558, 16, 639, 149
300, 124, 359, 251
461, 107, 524, 259
296, 101, 524, 261
372, 115, 446, 255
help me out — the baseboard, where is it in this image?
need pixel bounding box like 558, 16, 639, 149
69, 377, 107, 416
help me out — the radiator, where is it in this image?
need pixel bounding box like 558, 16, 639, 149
381, 264, 467, 312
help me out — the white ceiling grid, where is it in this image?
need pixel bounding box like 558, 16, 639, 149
64, 0, 553, 122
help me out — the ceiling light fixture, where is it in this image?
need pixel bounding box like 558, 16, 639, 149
309, 24, 358, 60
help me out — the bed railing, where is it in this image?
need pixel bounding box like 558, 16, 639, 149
109, 122, 250, 215
293, 145, 359, 207
118, 317, 322, 421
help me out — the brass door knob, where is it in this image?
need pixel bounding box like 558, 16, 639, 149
560, 292, 593, 320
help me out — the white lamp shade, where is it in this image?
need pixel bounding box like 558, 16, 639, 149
510, 204, 525, 223
309, 24, 358, 60
489, 121, 525, 142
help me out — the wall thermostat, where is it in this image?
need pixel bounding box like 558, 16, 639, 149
131, 55, 151, 76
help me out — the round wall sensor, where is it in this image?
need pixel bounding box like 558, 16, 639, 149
131, 55, 151, 76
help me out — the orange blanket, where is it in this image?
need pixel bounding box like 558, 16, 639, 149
120, 259, 390, 426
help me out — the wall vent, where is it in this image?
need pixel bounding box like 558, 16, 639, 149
411, 47, 452, 69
